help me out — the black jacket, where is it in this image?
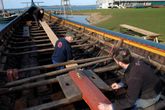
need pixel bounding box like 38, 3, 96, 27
114, 59, 161, 110
33, 8, 44, 20
52, 38, 73, 63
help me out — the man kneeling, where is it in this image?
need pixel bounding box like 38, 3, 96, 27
98, 48, 162, 110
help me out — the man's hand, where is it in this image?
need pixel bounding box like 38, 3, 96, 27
98, 103, 113, 110
111, 83, 122, 90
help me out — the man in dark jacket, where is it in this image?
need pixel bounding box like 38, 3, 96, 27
98, 48, 162, 110
32, 7, 44, 27
52, 32, 74, 69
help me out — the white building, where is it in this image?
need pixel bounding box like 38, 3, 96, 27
96, 0, 113, 9
96, 0, 165, 9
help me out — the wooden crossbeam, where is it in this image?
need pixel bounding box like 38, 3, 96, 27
82, 70, 112, 91
25, 98, 71, 110
57, 74, 81, 101
9, 39, 50, 44
8, 43, 52, 50
69, 70, 111, 110
4, 57, 112, 87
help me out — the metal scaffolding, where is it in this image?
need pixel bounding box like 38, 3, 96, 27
61, 0, 72, 17
0, 0, 5, 14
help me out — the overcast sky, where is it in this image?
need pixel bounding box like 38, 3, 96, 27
3, 0, 97, 9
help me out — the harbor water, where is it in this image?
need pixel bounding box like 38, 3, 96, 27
0, 5, 95, 30
56, 15, 89, 24
0, 22, 8, 31
0, 15, 89, 31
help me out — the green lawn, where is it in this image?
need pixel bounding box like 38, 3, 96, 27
74, 8, 165, 41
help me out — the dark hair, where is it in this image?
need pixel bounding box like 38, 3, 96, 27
113, 48, 132, 64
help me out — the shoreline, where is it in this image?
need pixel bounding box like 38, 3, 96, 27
85, 13, 111, 25
72, 12, 111, 25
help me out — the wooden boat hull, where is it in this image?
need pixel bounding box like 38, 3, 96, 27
0, 15, 17, 23
0, 6, 165, 110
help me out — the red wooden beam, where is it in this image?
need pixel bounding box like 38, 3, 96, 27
69, 70, 111, 110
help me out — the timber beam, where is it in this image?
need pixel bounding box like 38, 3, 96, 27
0, 56, 109, 73
5, 43, 97, 55
9, 39, 50, 44
4, 57, 113, 87
25, 75, 81, 110
7, 43, 52, 50
0, 55, 110, 90
4, 48, 54, 56
69, 70, 111, 110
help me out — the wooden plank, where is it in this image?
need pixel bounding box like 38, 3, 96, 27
25, 98, 70, 110
120, 24, 160, 37
57, 74, 82, 102
39, 21, 58, 47
66, 63, 78, 68
69, 70, 111, 110
23, 26, 30, 37
82, 70, 111, 91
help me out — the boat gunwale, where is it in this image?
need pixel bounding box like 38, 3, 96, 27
48, 14, 165, 57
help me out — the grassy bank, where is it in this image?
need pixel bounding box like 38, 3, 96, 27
74, 8, 165, 41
